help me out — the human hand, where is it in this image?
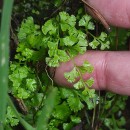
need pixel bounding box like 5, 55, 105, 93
53, 0, 130, 95
87, 0, 130, 28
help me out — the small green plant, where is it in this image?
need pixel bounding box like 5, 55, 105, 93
6, 6, 128, 130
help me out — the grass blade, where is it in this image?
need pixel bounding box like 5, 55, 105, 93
36, 87, 58, 130
0, 0, 14, 129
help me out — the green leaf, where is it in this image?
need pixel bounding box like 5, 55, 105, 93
47, 40, 71, 66
104, 99, 113, 110
82, 88, 96, 99
64, 67, 79, 83
60, 23, 70, 32
99, 32, 107, 41
26, 79, 37, 91
63, 123, 73, 130
89, 39, 100, 49
6, 106, 19, 127
21, 48, 34, 60
67, 47, 79, 57
68, 15, 76, 27
9, 64, 37, 99
18, 17, 40, 41
48, 119, 62, 129
26, 93, 43, 108
46, 56, 59, 67
68, 27, 79, 37
67, 96, 84, 112
9, 64, 29, 87
59, 12, 76, 31
85, 78, 94, 88
117, 117, 126, 127
88, 22, 95, 30
98, 32, 110, 50
47, 50, 70, 67
61, 36, 78, 46
79, 15, 91, 26
73, 80, 84, 89
79, 15, 95, 30
68, 45, 84, 57
104, 118, 112, 128
52, 102, 71, 120
17, 88, 30, 99
80, 95, 95, 110
15, 42, 44, 62
58, 50, 70, 62
27, 33, 43, 49
100, 41, 110, 50
60, 88, 74, 99
70, 116, 81, 124
59, 12, 76, 27
42, 19, 57, 35
88, 89, 96, 98
53, 90, 62, 106
77, 30, 86, 39
79, 61, 94, 74
59, 12, 68, 22
78, 38, 88, 47
47, 41, 58, 49
47, 41, 58, 57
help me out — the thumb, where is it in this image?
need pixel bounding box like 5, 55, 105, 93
87, 0, 130, 28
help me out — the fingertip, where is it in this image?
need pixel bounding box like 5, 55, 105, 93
87, 0, 130, 28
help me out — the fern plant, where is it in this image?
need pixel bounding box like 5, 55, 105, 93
7, 7, 128, 130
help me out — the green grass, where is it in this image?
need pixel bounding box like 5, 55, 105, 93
0, 0, 14, 129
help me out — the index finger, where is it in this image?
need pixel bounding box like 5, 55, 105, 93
87, 0, 130, 28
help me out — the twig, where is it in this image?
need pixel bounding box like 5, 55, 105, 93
45, 65, 54, 87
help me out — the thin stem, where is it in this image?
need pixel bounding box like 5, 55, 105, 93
92, 100, 96, 128
45, 65, 54, 87
97, 91, 101, 119
115, 27, 119, 50
85, 110, 90, 125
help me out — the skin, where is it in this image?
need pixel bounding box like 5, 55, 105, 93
87, 0, 130, 28
53, 0, 130, 95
